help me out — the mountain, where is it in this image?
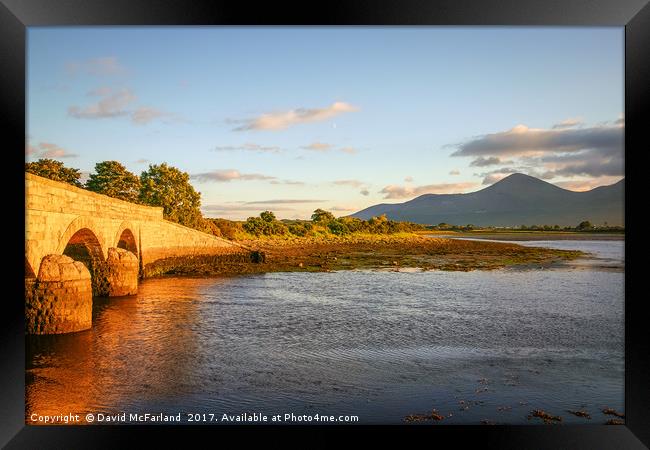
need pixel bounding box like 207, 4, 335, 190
351, 173, 624, 227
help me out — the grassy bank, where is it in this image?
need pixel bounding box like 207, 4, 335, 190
147, 233, 585, 277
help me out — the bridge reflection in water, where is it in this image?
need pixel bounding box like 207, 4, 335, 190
26, 277, 214, 423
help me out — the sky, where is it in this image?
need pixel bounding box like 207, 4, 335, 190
27, 27, 624, 220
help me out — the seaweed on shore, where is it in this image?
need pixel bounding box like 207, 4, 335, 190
404, 409, 445, 423
567, 410, 591, 419
527, 409, 563, 424
602, 408, 624, 418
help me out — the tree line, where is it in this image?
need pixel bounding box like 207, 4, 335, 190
429, 221, 623, 232
26, 158, 205, 231
206, 209, 426, 240
26, 159, 426, 239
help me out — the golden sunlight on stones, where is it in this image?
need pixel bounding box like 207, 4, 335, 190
26, 255, 93, 334
105, 247, 139, 297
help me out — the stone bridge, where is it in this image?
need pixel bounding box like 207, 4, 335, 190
25, 172, 251, 335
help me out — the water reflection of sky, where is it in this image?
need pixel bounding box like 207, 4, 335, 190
26, 241, 624, 425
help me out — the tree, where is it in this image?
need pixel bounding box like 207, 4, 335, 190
576, 220, 592, 231
311, 208, 335, 223
260, 210, 276, 223
328, 219, 350, 235
25, 158, 83, 187
139, 163, 203, 229
86, 161, 141, 203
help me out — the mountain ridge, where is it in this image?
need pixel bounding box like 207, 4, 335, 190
351, 174, 624, 227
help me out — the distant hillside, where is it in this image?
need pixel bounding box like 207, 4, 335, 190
352, 173, 624, 227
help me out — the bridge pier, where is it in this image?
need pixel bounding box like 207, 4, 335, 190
25, 255, 93, 334
102, 247, 139, 297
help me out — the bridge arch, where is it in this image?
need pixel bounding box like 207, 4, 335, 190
114, 221, 138, 256
57, 216, 107, 259
61, 227, 105, 268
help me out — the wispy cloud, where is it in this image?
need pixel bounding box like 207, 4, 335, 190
232, 101, 358, 131
333, 179, 365, 188
330, 205, 359, 212
379, 182, 478, 199
192, 170, 276, 183
135, 158, 150, 164
332, 179, 371, 196
243, 199, 326, 205
202, 204, 297, 215
404, 176, 414, 182
68, 87, 177, 125
449, 169, 460, 175
213, 143, 283, 154
301, 142, 332, 152
552, 117, 583, 129
131, 107, 172, 125
27, 142, 78, 159
301, 142, 359, 155
69, 88, 135, 119
269, 179, 306, 186
66, 57, 127, 77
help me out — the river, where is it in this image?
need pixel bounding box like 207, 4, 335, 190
26, 239, 624, 425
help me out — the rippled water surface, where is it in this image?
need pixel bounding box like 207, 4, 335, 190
26, 240, 624, 424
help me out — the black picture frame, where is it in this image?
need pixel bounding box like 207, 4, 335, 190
2, 0, 648, 447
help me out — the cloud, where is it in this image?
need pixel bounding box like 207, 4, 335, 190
69, 88, 177, 125
243, 199, 326, 205
333, 179, 365, 188
330, 205, 359, 212
379, 182, 478, 199
302, 142, 333, 152
68, 88, 136, 119
301, 143, 358, 154
451, 123, 622, 158
269, 179, 306, 186
332, 179, 371, 196
232, 101, 358, 131
452, 120, 624, 183
135, 158, 150, 164
449, 169, 460, 175
476, 168, 521, 185
192, 170, 277, 183
66, 57, 127, 76
552, 117, 583, 129
404, 176, 413, 182
202, 204, 296, 215
470, 156, 512, 167
213, 143, 283, 154
29, 142, 78, 159
131, 107, 171, 125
